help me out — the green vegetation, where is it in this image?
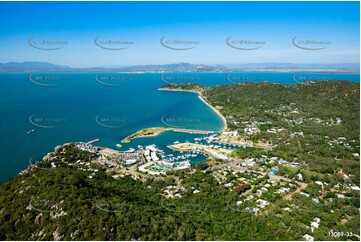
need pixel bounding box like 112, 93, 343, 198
161, 83, 205, 94
0, 80, 359, 240
205, 81, 360, 182
0, 163, 359, 240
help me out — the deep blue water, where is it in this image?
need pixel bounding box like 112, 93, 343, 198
0, 72, 359, 183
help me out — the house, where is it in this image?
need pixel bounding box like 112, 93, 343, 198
300, 192, 310, 197
242, 158, 256, 167
350, 186, 360, 191
124, 159, 138, 166
225, 183, 233, 188
222, 131, 238, 136
336, 194, 345, 199
238, 183, 244, 188
312, 198, 320, 204
310, 222, 319, 232
253, 208, 260, 213
261, 187, 268, 192
303, 234, 314, 241
310, 218, 320, 233
256, 199, 269, 208
277, 187, 290, 194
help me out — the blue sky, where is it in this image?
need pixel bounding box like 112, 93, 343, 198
0, 1, 359, 67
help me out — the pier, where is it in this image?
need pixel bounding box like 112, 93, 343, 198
173, 128, 215, 135
86, 139, 100, 145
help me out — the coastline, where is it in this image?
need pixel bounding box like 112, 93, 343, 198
158, 88, 228, 132
197, 94, 227, 132
119, 87, 226, 143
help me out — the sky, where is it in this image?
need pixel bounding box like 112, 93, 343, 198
0, 1, 359, 68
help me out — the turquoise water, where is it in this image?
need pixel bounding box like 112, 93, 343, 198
269, 169, 277, 175
0, 72, 359, 183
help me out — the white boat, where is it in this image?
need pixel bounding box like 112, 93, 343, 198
116, 144, 122, 148
26, 129, 35, 135
138, 145, 144, 150
173, 141, 180, 144
124, 148, 135, 153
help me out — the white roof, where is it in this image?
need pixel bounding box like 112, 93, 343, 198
303, 234, 314, 241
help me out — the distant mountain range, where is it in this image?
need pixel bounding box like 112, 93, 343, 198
0, 62, 71, 72
0, 61, 359, 73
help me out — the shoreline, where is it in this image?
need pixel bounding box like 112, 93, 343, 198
158, 88, 228, 132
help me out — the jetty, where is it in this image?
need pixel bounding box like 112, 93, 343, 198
86, 139, 100, 145
173, 128, 214, 135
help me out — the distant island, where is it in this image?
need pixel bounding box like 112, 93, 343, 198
0, 61, 359, 73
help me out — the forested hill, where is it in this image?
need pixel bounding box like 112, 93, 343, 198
206, 80, 359, 141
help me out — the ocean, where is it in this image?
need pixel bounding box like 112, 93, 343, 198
0, 72, 359, 183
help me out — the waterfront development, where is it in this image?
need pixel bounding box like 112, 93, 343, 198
0, 72, 359, 183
